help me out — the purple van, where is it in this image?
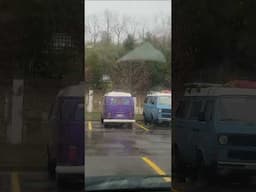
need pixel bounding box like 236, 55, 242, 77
47, 83, 85, 185
101, 91, 135, 128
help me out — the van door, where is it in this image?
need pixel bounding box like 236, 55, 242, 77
190, 99, 215, 166
187, 98, 204, 164
143, 96, 149, 119
175, 99, 192, 163
201, 99, 216, 165
151, 96, 158, 121
58, 97, 84, 165
146, 96, 155, 121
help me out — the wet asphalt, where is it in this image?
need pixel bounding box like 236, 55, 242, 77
0, 121, 171, 192
85, 121, 172, 177
2, 121, 256, 191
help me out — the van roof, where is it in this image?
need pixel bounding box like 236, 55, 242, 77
185, 87, 256, 96
147, 92, 171, 97
57, 83, 86, 97
104, 91, 132, 97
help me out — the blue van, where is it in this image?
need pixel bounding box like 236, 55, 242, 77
143, 91, 171, 125
174, 82, 256, 180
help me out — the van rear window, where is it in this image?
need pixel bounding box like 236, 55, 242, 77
108, 97, 131, 105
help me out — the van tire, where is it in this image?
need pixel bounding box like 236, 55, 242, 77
143, 113, 148, 125
127, 123, 133, 129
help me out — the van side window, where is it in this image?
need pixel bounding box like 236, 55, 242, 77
74, 103, 84, 121
144, 97, 148, 104
148, 96, 153, 104
204, 100, 214, 121
61, 100, 74, 120
176, 100, 189, 118
189, 100, 202, 120
151, 97, 156, 105
146, 96, 150, 104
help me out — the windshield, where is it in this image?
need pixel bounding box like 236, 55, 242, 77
108, 97, 131, 105
219, 96, 256, 123
158, 96, 171, 106
85, 1, 171, 191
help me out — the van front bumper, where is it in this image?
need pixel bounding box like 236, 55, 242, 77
103, 119, 135, 123
56, 165, 84, 174
217, 161, 256, 175
158, 117, 171, 123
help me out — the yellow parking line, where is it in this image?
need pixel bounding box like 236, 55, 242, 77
11, 172, 20, 192
141, 156, 171, 182
135, 122, 149, 132
88, 121, 92, 131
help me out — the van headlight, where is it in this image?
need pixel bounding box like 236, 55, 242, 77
158, 109, 162, 113
219, 135, 228, 145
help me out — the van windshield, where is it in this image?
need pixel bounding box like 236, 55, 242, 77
158, 96, 171, 106
219, 96, 256, 123
108, 97, 131, 105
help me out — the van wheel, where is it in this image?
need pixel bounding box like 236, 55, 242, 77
127, 123, 133, 129
143, 113, 148, 125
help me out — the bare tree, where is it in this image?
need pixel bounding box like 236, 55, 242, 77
91, 14, 101, 44
85, 14, 101, 44
112, 14, 127, 45
103, 9, 114, 43
122, 16, 138, 39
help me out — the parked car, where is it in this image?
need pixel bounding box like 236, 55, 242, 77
47, 83, 85, 185
101, 91, 135, 128
174, 81, 256, 181
143, 91, 171, 125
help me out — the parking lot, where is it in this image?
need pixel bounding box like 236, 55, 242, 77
0, 121, 171, 192
85, 121, 172, 182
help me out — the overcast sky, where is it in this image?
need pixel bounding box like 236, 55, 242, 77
85, 0, 171, 27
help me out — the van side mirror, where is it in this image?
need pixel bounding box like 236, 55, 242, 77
198, 112, 205, 121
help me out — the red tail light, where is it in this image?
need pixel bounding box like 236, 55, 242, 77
226, 80, 256, 89
68, 145, 77, 161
